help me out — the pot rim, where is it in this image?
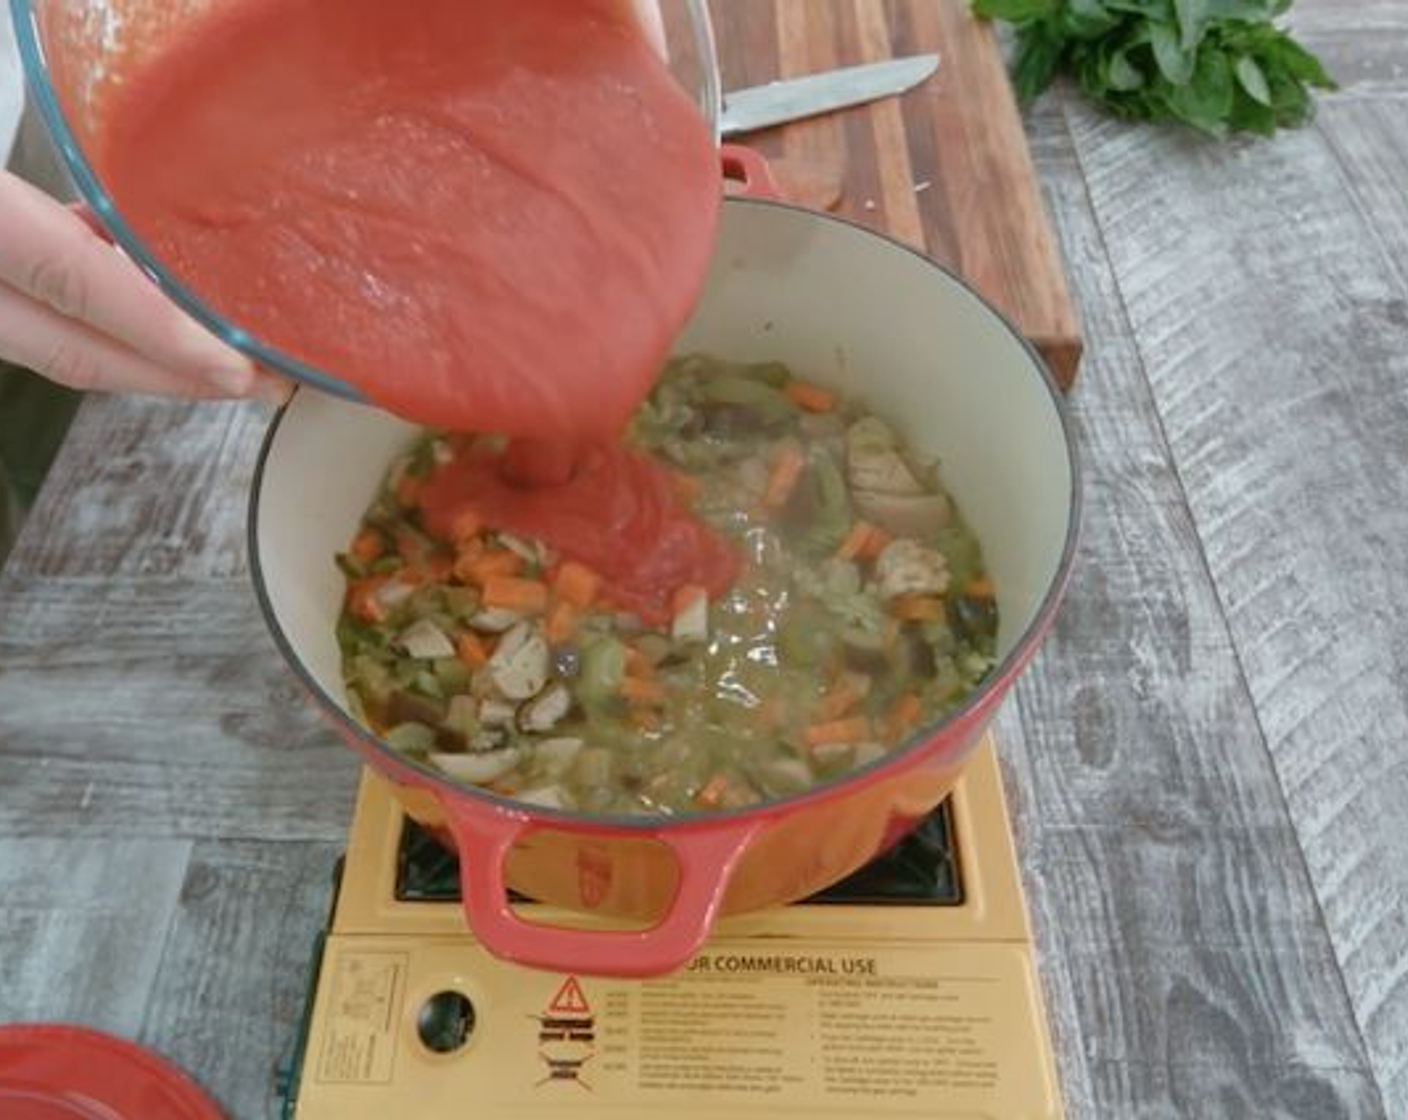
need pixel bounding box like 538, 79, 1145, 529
246, 194, 1083, 833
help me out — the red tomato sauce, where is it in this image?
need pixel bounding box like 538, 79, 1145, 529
421, 441, 740, 624
96, 0, 739, 610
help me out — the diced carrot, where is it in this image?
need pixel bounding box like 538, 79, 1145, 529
783, 378, 838, 413
629, 707, 665, 734
804, 716, 873, 749
620, 676, 666, 705
545, 600, 579, 645
346, 577, 388, 624
623, 646, 656, 679
419, 554, 453, 582
350, 528, 384, 563
671, 469, 702, 504
889, 594, 946, 623
835, 521, 878, 562
762, 443, 806, 509
449, 510, 483, 546
965, 576, 996, 600
395, 473, 423, 509
452, 552, 481, 584
671, 583, 708, 616
455, 631, 489, 669
481, 576, 549, 614
396, 529, 430, 565
553, 561, 602, 609
816, 676, 861, 722
466, 550, 524, 585
857, 525, 893, 561
885, 693, 924, 741
695, 772, 730, 809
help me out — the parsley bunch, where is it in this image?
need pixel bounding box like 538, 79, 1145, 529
972, 0, 1336, 137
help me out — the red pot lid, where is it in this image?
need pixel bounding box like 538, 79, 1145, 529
0, 1025, 221, 1120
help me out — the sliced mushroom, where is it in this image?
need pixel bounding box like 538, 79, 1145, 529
846, 418, 924, 495
496, 532, 540, 565
468, 725, 511, 753
477, 698, 517, 729
388, 689, 447, 728
444, 694, 478, 737
430, 748, 521, 785
811, 741, 856, 769
397, 618, 456, 660
848, 449, 925, 496
470, 606, 525, 634
852, 489, 953, 538
488, 622, 550, 700
852, 742, 888, 769
758, 757, 814, 795
515, 785, 567, 810
535, 737, 585, 774
671, 591, 709, 644
518, 683, 572, 732
875, 539, 951, 601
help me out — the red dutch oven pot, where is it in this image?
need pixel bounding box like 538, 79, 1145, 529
249, 170, 1081, 979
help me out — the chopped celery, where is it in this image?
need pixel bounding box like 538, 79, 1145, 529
443, 586, 481, 621
434, 657, 473, 694
776, 605, 838, 668
793, 449, 852, 557
745, 361, 791, 388
698, 375, 796, 424
578, 636, 627, 706
385, 722, 437, 754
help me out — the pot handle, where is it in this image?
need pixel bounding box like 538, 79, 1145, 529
437, 800, 761, 978
720, 144, 781, 200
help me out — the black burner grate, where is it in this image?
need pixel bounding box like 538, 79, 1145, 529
396, 801, 962, 907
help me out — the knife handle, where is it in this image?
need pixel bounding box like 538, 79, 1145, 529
720, 144, 780, 201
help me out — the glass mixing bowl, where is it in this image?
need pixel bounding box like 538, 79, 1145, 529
7, 0, 722, 401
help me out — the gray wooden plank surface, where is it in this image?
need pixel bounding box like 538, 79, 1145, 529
1290, 2, 1408, 97
0, 839, 191, 1034
139, 840, 342, 1120
996, 89, 1386, 1120
1056, 47, 1408, 1118
6, 396, 272, 580
0, 572, 359, 841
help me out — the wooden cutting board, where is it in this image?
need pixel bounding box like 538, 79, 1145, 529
710, 0, 1083, 388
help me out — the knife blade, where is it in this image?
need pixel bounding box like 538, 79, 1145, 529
719, 54, 940, 139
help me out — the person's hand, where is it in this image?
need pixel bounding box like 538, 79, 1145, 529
0, 169, 288, 403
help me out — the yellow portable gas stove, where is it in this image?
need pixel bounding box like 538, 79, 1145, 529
278, 734, 1062, 1118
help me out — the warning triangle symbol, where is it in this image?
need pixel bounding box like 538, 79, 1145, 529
548, 975, 592, 1015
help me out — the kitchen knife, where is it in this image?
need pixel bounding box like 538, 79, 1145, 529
719, 54, 940, 138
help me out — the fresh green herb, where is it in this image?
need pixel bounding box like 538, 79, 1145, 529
971, 0, 1336, 137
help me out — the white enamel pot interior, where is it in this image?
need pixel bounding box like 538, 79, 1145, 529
249, 197, 1080, 977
